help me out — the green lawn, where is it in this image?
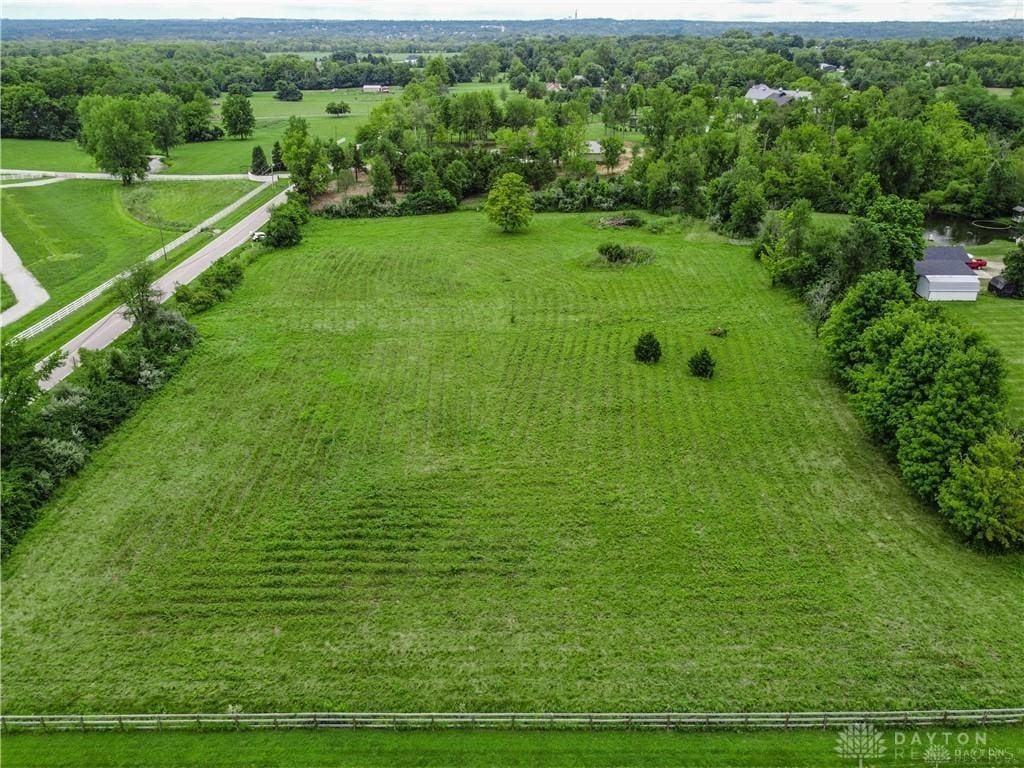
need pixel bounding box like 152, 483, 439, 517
942, 293, 1024, 422
0, 179, 257, 331
3, 212, 1022, 715
5, 727, 1024, 768
0, 139, 98, 172
2, 276, 16, 311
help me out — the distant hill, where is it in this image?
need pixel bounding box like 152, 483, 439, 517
1, 17, 1020, 42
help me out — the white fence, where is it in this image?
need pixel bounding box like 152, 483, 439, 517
3, 709, 1022, 732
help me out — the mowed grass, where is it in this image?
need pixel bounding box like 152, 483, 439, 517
0, 179, 257, 330
5, 727, 1024, 768
2, 276, 16, 311
0, 138, 98, 172
943, 293, 1024, 422
4, 213, 1023, 715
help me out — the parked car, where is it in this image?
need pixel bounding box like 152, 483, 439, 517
251, 231, 266, 242
966, 258, 987, 270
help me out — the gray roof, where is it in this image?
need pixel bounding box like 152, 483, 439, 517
924, 245, 969, 260
915, 259, 977, 277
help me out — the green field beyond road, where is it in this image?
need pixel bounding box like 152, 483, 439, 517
0, 178, 258, 330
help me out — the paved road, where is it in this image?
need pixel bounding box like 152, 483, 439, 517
40, 188, 290, 389
0, 177, 67, 189
1, 235, 51, 325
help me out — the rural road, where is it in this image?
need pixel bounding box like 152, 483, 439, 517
0, 177, 67, 189
40, 188, 290, 389
1, 235, 51, 325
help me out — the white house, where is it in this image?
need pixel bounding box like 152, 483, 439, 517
362, 84, 390, 94
915, 246, 980, 301
744, 83, 813, 106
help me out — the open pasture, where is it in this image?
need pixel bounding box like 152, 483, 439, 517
0, 179, 257, 329
943, 293, 1024, 421
3, 212, 1021, 715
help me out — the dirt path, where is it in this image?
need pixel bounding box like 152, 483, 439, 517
1, 235, 51, 326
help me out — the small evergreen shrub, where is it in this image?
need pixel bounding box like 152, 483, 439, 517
634, 332, 662, 364
688, 348, 716, 379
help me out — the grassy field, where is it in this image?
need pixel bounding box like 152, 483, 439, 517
2, 276, 16, 311
0, 139, 98, 172
5, 727, 1024, 768
943, 293, 1024, 422
0, 178, 257, 332
4, 212, 1022, 715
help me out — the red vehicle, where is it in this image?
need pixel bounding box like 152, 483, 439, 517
966, 258, 987, 270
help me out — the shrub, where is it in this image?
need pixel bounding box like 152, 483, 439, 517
939, 432, 1024, 550
634, 332, 662, 364
264, 200, 308, 248
688, 348, 716, 379
174, 258, 244, 314
396, 189, 457, 216
597, 242, 654, 265
598, 242, 628, 263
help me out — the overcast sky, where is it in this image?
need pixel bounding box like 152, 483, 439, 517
3, 0, 1022, 21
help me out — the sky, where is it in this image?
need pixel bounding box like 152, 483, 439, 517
2, 0, 1022, 21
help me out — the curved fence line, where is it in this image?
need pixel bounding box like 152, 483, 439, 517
3, 709, 1022, 733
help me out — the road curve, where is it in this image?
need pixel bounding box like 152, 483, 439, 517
1, 235, 51, 325
40, 188, 290, 389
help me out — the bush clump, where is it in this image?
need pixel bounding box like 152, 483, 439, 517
264, 199, 309, 248
174, 257, 244, 314
598, 242, 654, 265
938, 431, 1024, 550
634, 332, 662, 364
688, 348, 716, 379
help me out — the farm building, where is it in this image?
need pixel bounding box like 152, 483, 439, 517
915, 246, 980, 301
744, 83, 813, 106
362, 84, 390, 93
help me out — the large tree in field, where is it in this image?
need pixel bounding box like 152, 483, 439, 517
140, 92, 183, 157
280, 117, 330, 201
484, 172, 533, 233
77, 95, 152, 185
601, 135, 625, 172
221, 93, 255, 139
